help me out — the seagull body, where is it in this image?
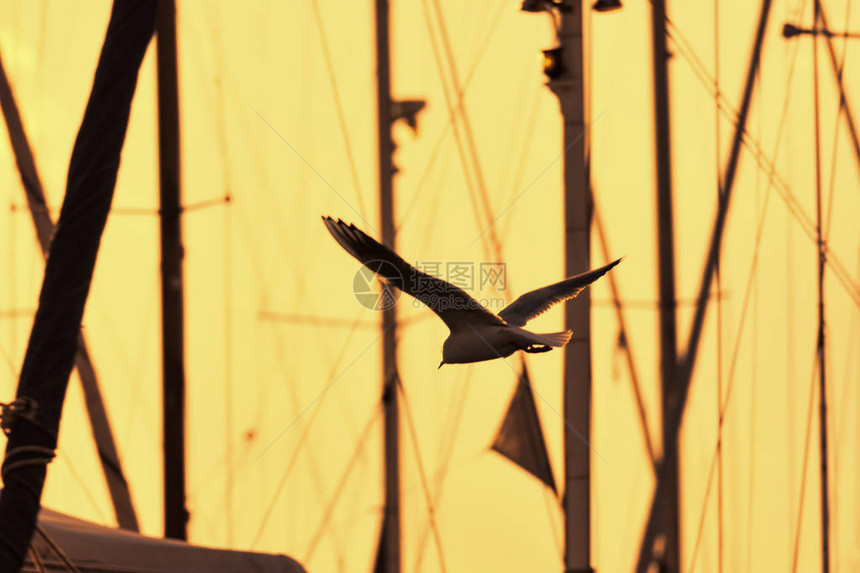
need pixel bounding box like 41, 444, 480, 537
323, 217, 620, 366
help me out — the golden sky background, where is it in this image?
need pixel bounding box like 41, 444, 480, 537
1, 0, 859, 571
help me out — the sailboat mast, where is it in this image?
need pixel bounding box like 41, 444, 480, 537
545, 2, 594, 571
156, 0, 188, 541
0, 1, 157, 568
650, 0, 680, 570
375, 0, 401, 571
812, 0, 830, 569
0, 53, 140, 532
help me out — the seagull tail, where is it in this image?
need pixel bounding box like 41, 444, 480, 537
531, 330, 573, 348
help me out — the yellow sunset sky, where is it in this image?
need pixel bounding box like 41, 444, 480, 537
1, 0, 858, 571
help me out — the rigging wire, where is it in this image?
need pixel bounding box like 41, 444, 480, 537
745, 62, 764, 573
309, 0, 368, 219
173, 12, 341, 540
682, 31, 812, 547
401, 8, 532, 234
402, 25, 556, 564
204, 1, 238, 545
413, 369, 485, 572
823, 0, 854, 242
671, 10, 850, 564
790, 352, 823, 573
685, 426, 719, 573
419, 0, 504, 262
712, 0, 725, 569
55, 447, 110, 526
540, 483, 564, 561
823, 6, 854, 555
415, 5, 574, 557
675, 10, 858, 540
259, 311, 381, 330
663, 6, 860, 310
198, 4, 386, 561
424, 4, 628, 556
420, 0, 489, 262
412, 370, 472, 572
8, 201, 229, 216
410, 55, 549, 552
406, 4, 568, 563
592, 202, 656, 468
259, 311, 363, 561
499, 82, 545, 243
685, 171, 775, 573
107, 274, 159, 444
833, 252, 860, 570
409, 20, 552, 570
785, 155, 799, 559
399, 0, 507, 234
398, 118, 454, 229
396, 379, 449, 573
223, 196, 235, 547
428, 0, 505, 259
0, 343, 16, 376
26, 545, 45, 573
496, 61, 542, 214
0, 309, 32, 320
249, 310, 374, 550
812, 1, 831, 567
219, 23, 369, 555
415, 142, 457, 248
303, 406, 380, 564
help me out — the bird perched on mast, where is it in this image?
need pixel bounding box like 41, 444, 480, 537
323, 217, 620, 367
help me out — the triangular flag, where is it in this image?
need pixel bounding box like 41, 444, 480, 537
491, 365, 557, 493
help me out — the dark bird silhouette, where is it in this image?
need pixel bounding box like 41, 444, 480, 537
323, 217, 620, 366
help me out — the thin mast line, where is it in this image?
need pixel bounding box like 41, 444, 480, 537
413, 369, 473, 572
713, 0, 725, 568
397, 381, 449, 573
205, 2, 236, 544
790, 353, 823, 573
398, 1, 508, 232
686, 180, 775, 572
420, 0, 489, 261
249, 322, 384, 549
660, 3, 860, 309
427, 0, 505, 258
812, 1, 830, 568
309, 0, 368, 218
303, 407, 380, 564
419, 6, 583, 560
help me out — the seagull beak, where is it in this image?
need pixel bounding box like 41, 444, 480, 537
438, 361, 444, 369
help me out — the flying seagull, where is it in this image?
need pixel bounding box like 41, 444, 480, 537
323, 217, 620, 367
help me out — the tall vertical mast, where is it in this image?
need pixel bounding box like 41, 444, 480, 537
543, 2, 594, 571
376, 0, 401, 571
156, 0, 188, 541
0, 1, 157, 568
0, 52, 139, 532
650, 0, 680, 569
636, 3, 771, 569
812, 1, 830, 569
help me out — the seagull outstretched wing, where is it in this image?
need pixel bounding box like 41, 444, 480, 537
323, 217, 504, 330
498, 258, 621, 327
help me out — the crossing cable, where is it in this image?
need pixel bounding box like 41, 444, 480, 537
662, 9, 860, 310
303, 406, 380, 564
310, 0, 369, 218
397, 379, 449, 573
